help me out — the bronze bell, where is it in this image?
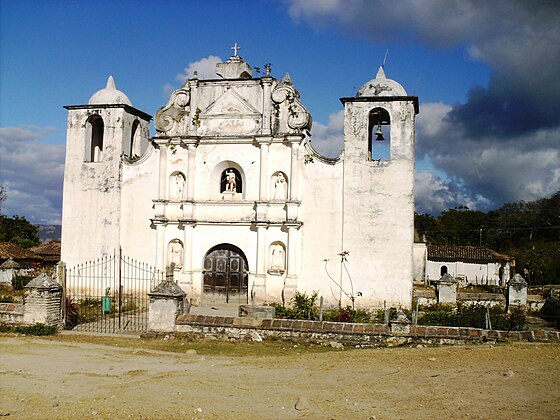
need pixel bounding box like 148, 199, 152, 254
375, 123, 385, 141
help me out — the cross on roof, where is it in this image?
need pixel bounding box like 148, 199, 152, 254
231, 43, 241, 57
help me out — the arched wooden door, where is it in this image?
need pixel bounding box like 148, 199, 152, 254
203, 244, 248, 303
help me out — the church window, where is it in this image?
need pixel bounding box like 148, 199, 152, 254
440, 265, 448, 276
85, 115, 104, 162
221, 168, 242, 193
367, 107, 390, 162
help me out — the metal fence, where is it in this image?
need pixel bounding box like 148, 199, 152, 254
63, 250, 164, 333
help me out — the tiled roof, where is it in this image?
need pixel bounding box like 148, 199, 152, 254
427, 245, 512, 263
30, 241, 61, 262
0, 242, 37, 260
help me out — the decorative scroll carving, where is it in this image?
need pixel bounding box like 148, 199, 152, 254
271, 75, 311, 133
154, 88, 191, 135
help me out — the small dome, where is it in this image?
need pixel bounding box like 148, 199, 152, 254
356, 66, 407, 97
88, 76, 132, 106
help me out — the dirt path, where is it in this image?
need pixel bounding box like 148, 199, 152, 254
1, 336, 559, 419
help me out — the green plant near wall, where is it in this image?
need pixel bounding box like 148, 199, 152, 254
14, 323, 58, 336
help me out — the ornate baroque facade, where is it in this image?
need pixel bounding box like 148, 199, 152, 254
61, 48, 418, 308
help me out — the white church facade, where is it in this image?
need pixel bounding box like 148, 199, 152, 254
61, 48, 418, 309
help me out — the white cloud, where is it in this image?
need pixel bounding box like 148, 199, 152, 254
309, 110, 344, 158
0, 126, 65, 224
176, 55, 223, 83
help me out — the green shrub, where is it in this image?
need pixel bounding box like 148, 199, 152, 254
12, 275, 33, 290
15, 323, 58, 336
418, 302, 526, 331
323, 306, 372, 323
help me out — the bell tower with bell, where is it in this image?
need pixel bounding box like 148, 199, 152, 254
339, 66, 419, 307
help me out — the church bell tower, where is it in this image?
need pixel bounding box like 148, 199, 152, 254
339, 66, 419, 307
61, 76, 151, 266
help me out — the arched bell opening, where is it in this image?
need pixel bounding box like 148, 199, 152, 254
85, 115, 104, 162
367, 107, 391, 162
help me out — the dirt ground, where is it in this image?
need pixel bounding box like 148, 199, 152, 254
1, 334, 559, 419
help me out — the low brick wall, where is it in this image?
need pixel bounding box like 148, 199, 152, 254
162, 314, 560, 347
0, 303, 24, 324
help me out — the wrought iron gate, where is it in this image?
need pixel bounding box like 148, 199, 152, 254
63, 250, 164, 333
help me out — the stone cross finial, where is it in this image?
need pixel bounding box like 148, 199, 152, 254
231, 43, 241, 57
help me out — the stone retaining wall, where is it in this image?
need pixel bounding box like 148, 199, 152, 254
0, 303, 24, 324
166, 314, 560, 347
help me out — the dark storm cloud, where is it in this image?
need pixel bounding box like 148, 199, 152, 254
286, 0, 560, 212
0, 127, 64, 224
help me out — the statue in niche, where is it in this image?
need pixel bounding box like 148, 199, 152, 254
167, 240, 183, 269
173, 173, 185, 199
273, 172, 287, 200
268, 244, 285, 275
225, 170, 236, 192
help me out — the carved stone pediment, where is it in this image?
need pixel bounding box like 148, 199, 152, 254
198, 89, 262, 136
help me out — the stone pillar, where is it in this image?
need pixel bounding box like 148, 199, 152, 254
148, 268, 186, 332
253, 223, 268, 302
186, 143, 196, 201
389, 309, 411, 334
23, 273, 63, 326
435, 273, 458, 305
157, 142, 168, 200
283, 223, 299, 303
261, 76, 273, 135
508, 273, 527, 310
180, 222, 194, 294
287, 136, 302, 201
154, 222, 166, 272
258, 139, 270, 201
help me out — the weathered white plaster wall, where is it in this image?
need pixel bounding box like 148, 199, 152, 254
426, 260, 501, 285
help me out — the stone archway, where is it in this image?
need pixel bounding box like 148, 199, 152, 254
202, 244, 248, 303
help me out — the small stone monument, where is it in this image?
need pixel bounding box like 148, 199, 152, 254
147, 265, 186, 332
23, 272, 63, 326
389, 309, 411, 334
508, 273, 527, 310
434, 273, 458, 304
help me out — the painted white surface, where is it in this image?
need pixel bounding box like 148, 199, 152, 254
62, 59, 417, 309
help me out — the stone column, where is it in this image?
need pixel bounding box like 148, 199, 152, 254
253, 223, 268, 302
508, 273, 527, 310
188, 78, 199, 135
257, 139, 270, 201
154, 222, 167, 272
435, 273, 458, 305
287, 136, 301, 201
283, 223, 299, 303
261, 76, 273, 135
180, 222, 194, 294
186, 143, 196, 201
157, 142, 168, 200
148, 267, 186, 332
23, 273, 63, 326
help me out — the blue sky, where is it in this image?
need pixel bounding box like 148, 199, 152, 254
1, 0, 559, 224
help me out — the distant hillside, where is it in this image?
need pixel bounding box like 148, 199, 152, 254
36, 225, 61, 242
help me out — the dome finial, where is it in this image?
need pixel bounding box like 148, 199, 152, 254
376, 66, 386, 79
106, 75, 116, 90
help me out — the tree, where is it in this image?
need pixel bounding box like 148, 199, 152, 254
0, 184, 5, 213
0, 215, 41, 248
